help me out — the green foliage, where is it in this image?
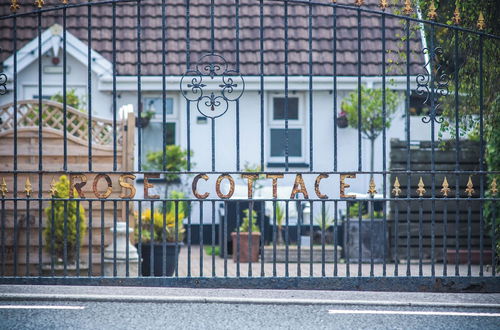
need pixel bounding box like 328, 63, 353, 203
416, 0, 499, 266
143, 145, 191, 183
341, 86, 399, 140
44, 175, 87, 263
204, 246, 220, 256
274, 202, 285, 228
239, 209, 260, 233
134, 192, 186, 243
50, 89, 85, 111
314, 207, 335, 231
347, 202, 383, 219
141, 110, 156, 119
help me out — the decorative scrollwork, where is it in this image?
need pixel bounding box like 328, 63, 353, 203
180, 53, 244, 119
416, 46, 449, 124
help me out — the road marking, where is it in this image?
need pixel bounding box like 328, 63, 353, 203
0, 305, 85, 310
328, 310, 500, 317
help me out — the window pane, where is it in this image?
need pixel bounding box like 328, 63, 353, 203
144, 97, 174, 117
141, 122, 176, 164
270, 128, 301, 157
273, 97, 299, 120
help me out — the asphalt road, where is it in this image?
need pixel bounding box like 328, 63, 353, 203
1, 300, 499, 330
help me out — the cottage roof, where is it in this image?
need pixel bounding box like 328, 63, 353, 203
0, 0, 424, 76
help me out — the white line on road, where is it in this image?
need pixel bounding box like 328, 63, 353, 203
328, 310, 500, 317
0, 305, 85, 310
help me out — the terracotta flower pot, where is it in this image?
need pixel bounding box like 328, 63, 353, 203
231, 232, 261, 263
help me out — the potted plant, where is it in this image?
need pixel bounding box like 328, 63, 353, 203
143, 145, 191, 197
344, 201, 386, 262
44, 175, 87, 275
336, 110, 348, 128
274, 202, 285, 245
136, 109, 155, 128
134, 191, 186, 276
313, 207, 335, 245
231, 209, 260, 262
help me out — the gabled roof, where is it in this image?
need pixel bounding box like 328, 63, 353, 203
1, 0, 424, 76
2, 23, 112, 78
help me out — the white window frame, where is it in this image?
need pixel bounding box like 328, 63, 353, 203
267, 93, 307, 163
140, 94, 180, 164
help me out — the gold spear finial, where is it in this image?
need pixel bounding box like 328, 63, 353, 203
417, 177, 426, 197
354, 0, 364, 7
392, 177, 402, 197
49, 178, 58, 198
427, 2, 438, 21
403, 0, 413, 15
0, 178, 8, 197
24, 177, 33, 197
379, 0, 388, 11
34, 0, 44, 9
367, 177, 377, 197
465, 176, 475, 197
441, 177, 451, 197
490, 178, 498, 196
10, 0, 20, 12
62, 0, 69, 4
477, 11, 486, 30
452, 5, 461, 25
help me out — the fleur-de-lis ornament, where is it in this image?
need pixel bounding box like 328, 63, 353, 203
417, 177, 426, 197
490, 178, 498, 196
477, 12, 486, 30
441, 177, 451, 197
34, 0, 44, 9
392, 177, 402, 197
465, 176, 475, 197
25, 177, 33, 197
379, 0, 388, 10
354, 0, 364, 7
427, 2, 437, 20
10, 0, 20, 12
367, 177, 377, 197
452, 6, 461, 25
49, 178, 58, 197
403, 0, 413, 15
0, 178, 7, 197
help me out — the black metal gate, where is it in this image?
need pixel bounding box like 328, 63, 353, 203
0, 0, 499, 292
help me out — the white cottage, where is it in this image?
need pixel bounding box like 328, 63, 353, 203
0, 1, 446, 226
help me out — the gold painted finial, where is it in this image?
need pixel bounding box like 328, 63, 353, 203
417, 177, 426, 197
367, 177, 377, 197
465, 176, 475, 197
477, 12, 486, 30
0, 178, 8, 197
62, 0, 69, 4
490, 178, 498, 196
10, 0, 20, 12
49, 178, 58, 197
392, 177, 402, 197
34, 0, 44, 9
452, 5, 461, 25
427, 2, 437, 20
441, 177, 451, 197
379, 0, 388, 10
403, 0, 413, 15
354, 0, 364, 7
24, 177, 33, 197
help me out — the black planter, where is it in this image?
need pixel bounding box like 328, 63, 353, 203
136, 117, 151, 128
344, 218, 387, 262
337, 115, 348, 128
137, 242, 182, 276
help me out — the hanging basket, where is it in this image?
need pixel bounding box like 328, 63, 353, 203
337, 112, 348, 128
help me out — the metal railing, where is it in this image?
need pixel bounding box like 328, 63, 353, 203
0, 0, 498, 292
